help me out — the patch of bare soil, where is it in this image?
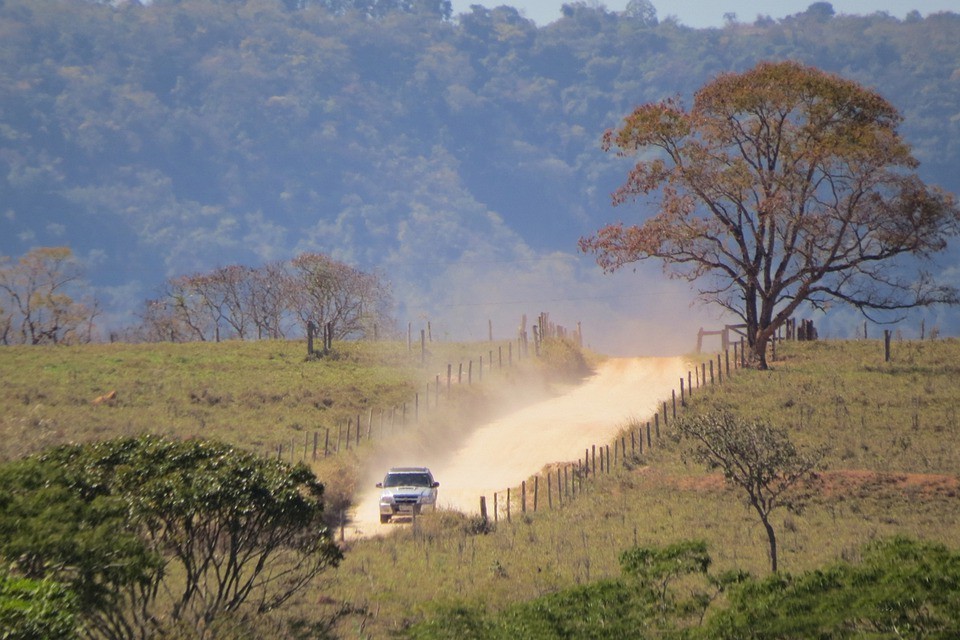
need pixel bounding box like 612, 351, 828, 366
346, 356, 688, 538
813, 470, 960, 500
634, 467, 960, 502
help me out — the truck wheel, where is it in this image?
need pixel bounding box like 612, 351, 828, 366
380, 514, 390, 524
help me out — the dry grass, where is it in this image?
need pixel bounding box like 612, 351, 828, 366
3, 337, 960, 638
309, 338, 960, 638
0, 340, 418, 461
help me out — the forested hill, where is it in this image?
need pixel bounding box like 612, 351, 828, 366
2, 0, 959, 348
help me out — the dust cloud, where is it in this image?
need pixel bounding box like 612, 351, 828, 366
347, 356, 687, 538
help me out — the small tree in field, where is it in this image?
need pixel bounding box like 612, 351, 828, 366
0, 246, 99, 345
290, 253, 393, 340
580, 61, 960, 368
674, 410, 825, 573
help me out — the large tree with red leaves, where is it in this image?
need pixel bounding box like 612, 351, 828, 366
580, 61, 960, 368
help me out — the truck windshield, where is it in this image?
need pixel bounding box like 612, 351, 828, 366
384, 473, 432, 487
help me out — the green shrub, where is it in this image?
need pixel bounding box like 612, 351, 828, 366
0, 436, 342, 640
0, 572, 78, 640
701, 537, 960, 639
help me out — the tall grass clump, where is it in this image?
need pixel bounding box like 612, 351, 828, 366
536, 337, 592, 382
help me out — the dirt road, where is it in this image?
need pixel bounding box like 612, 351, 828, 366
347, 356, 687, 538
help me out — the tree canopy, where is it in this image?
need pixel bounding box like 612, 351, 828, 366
0, 247, 99, 345
128, 252, 392, 343
581, 61, 960, 367
0, 436, 342, 639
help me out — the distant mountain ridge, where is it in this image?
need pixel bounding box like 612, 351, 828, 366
1, 0, 958, 347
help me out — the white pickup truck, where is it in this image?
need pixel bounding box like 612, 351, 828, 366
376, 466, 440, 523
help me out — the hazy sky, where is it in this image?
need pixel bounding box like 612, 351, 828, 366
449, 0, 960, 28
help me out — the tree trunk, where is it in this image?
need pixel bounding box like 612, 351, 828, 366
762, 515, 778, 573
752, 331, 770, 370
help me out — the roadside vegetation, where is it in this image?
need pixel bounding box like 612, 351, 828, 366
2, 337, 960, 637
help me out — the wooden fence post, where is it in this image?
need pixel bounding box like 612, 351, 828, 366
559, 467, 565, 505
521, 481, 526, 514
480, 496, 488, 523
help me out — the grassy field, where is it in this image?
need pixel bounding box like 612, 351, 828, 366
0, 336, 578, 522
312, 338, 960, 638
0, 340, 413, 460
0, 338, 557, 460
2, 337, 959, 638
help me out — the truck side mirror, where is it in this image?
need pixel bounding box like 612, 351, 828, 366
433, 482, 440, 488
376, 482, 383, 488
